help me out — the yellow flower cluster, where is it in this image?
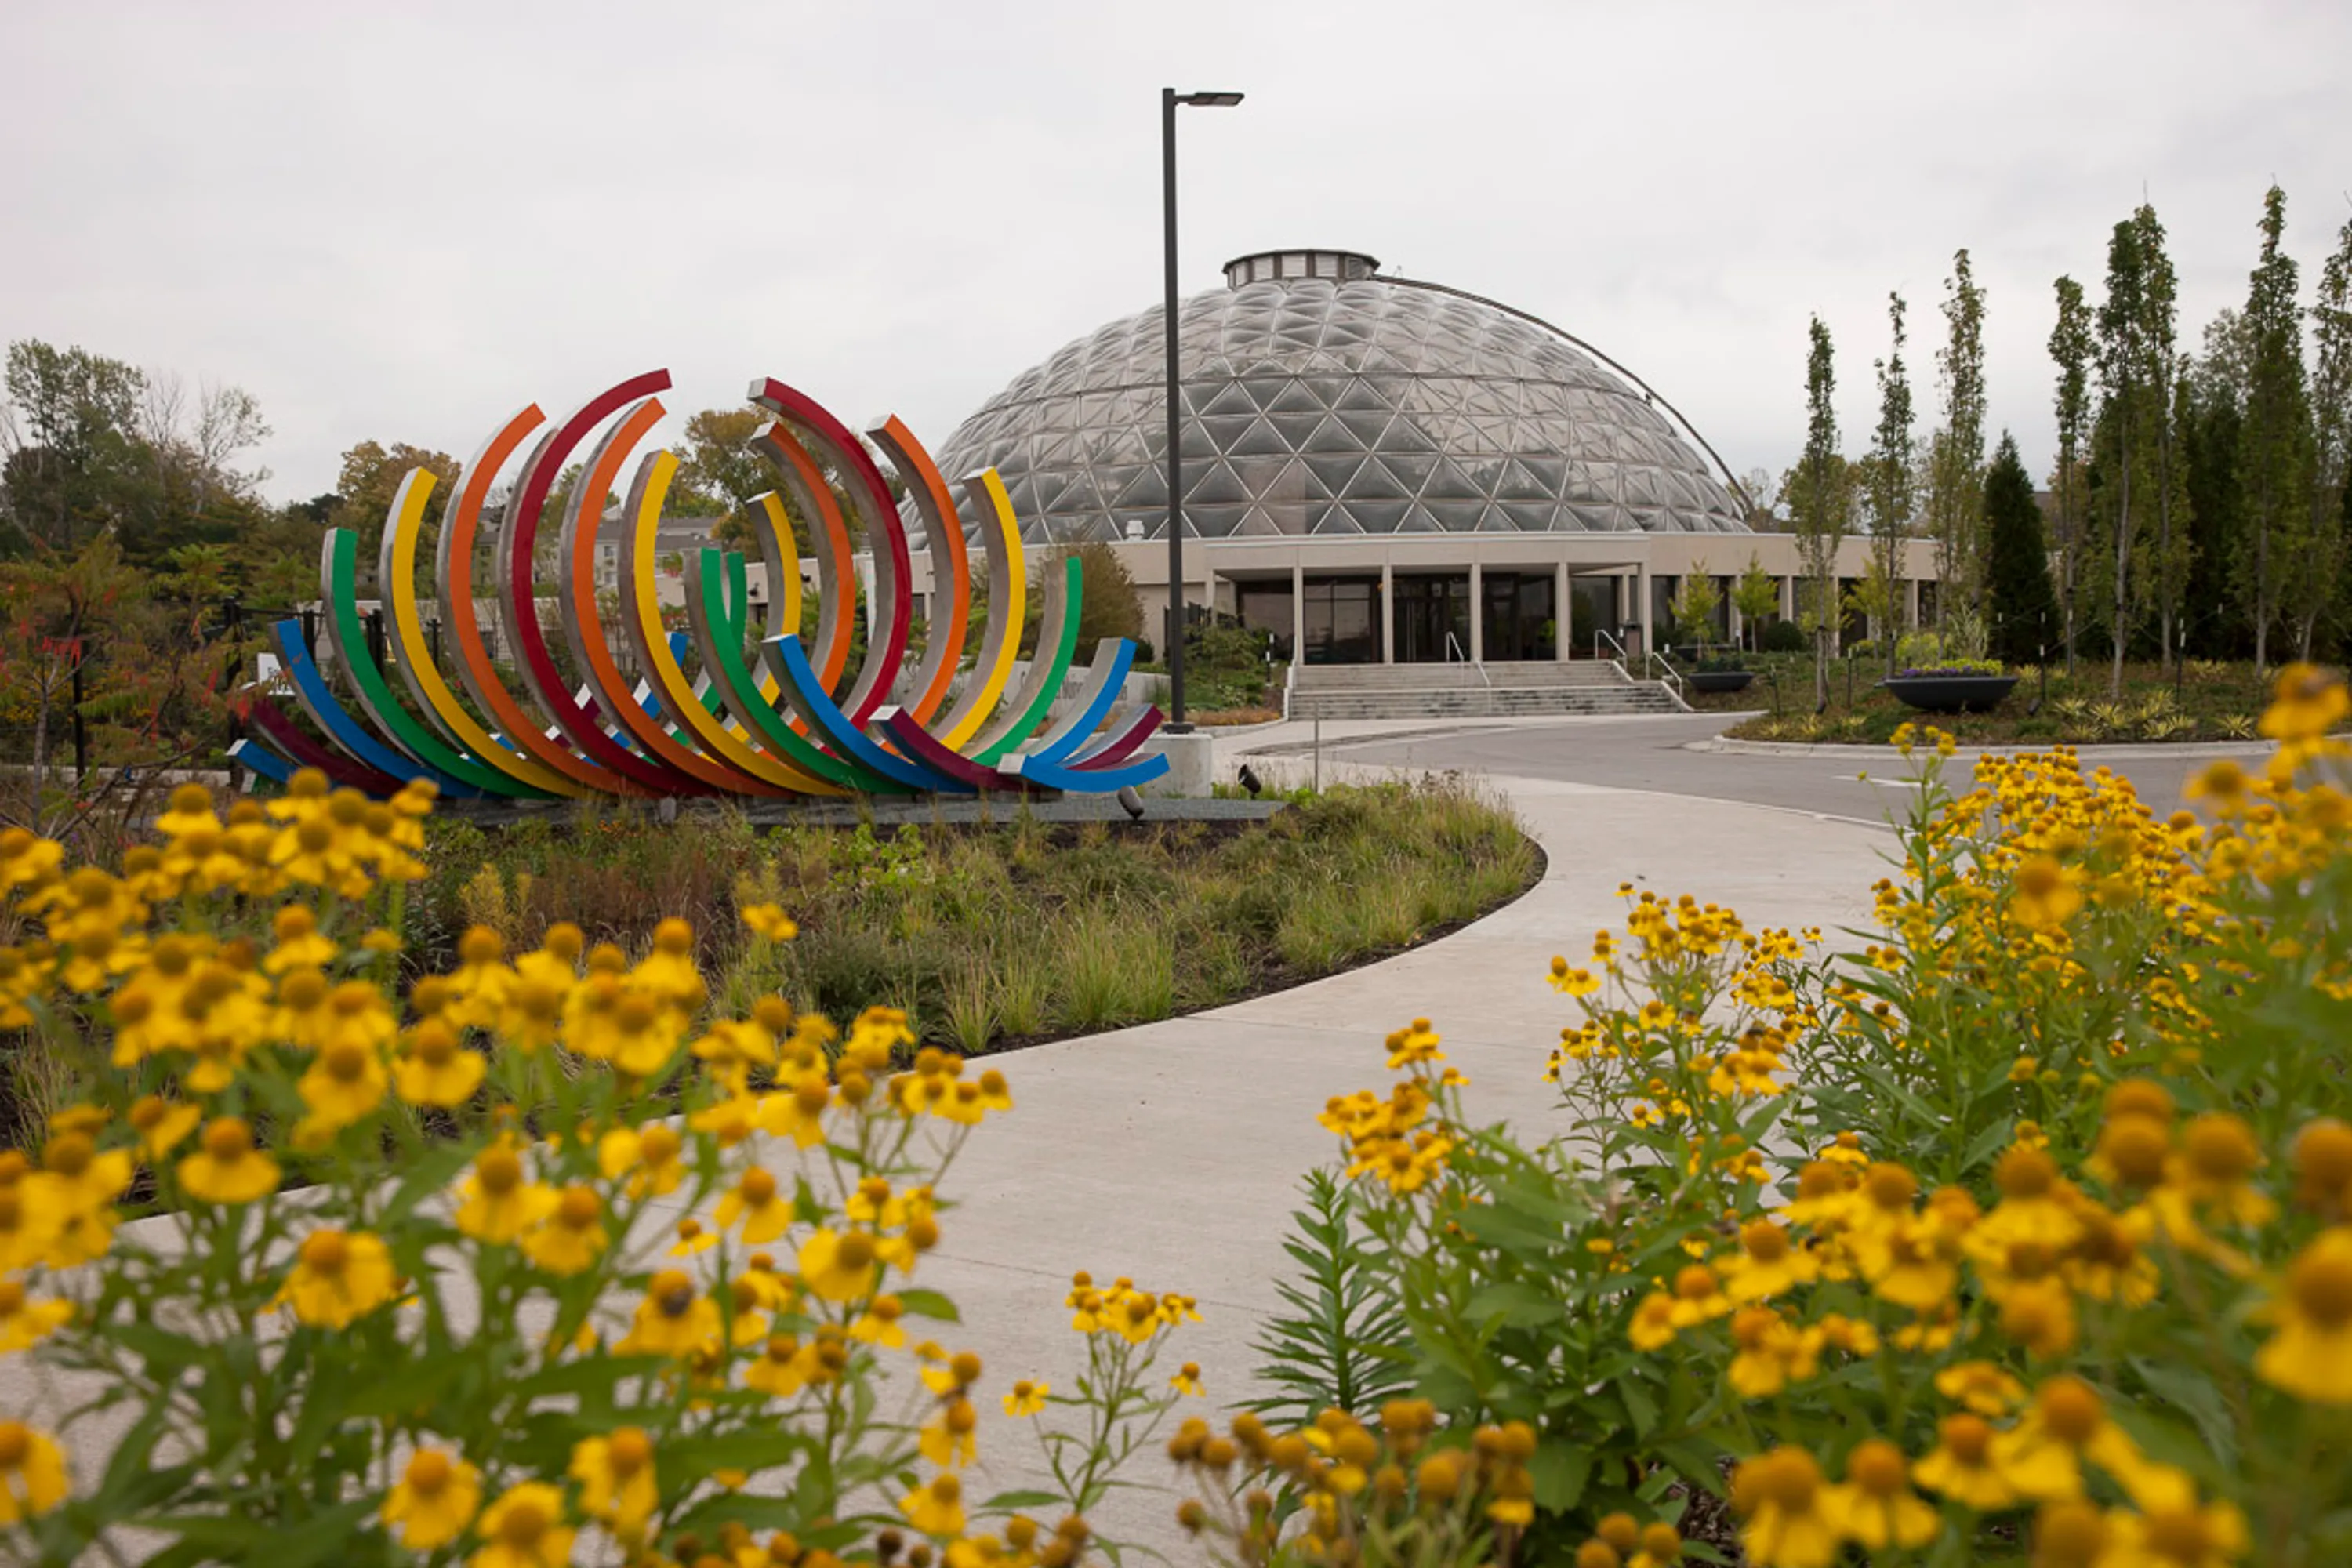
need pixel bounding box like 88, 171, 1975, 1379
1173, 1402, 1596, 1566
0, 768, 1157, 1567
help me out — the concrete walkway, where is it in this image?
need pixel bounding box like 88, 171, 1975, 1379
860, 735, 1900, 1550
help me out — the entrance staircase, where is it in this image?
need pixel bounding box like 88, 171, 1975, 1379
1285, 661, 1688, 721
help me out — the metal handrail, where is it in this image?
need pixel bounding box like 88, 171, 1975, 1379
1592, 628, 1628, 668
1647, 644, 1687, 702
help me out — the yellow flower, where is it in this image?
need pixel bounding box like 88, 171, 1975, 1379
297, 1039, 389, 1134
445, 926, 515, 1030
901, 1472, 967, 1537
742, 902, 799, 942
799, 1229, 880, 1303
1171, 1360, 1205, 1396
455, 1144, 557, 1245
2255, 1226, 2352, 1404
177, 1118, 281, 1205
716, 1167, 792, 1244
920, 1398, 979, 1468
2030, 1499, 2111, 1567
1004, 1379, 1050, 1417
470, 1481, 574, 1568
383, 1447, 482, 1550
1913, 1413, 2020, 1511
2257, 662, 2348, 742
1628, 1291, 1679, 1351
1990, 1376, 2167, 1508
263, 903, 338, 973
1935, 1361, 2027, 1417
1548, 956, 1601, 996
2103, 1494, 2250, 1568
850, 1294, 907, 1348
1730, 1448, 1840, 1568
1665, 1263, 1731, 1328
1824, 1439, 1936, 1552
1723, 1219, 1818, 1302
619, 1270, 722, 1358
0, 1421, 69, 1524
568, 1428, 659, 1541
597, 1122, 687, 1198
276, 1229, 398, 1329
38, 1131, 130, 1218
394, 1018, 485, 1108
127, 1094, 200, 1160
760, 1077, 834, 1149
521, 1187, 608, 1276
2009, 855, 2083, 928
0, 1279, 71, 1353
1726, 1306, 1817, 1399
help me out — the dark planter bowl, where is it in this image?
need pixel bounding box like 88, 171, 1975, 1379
1689, 670, 1755, 695
1882, 673, 2018, 713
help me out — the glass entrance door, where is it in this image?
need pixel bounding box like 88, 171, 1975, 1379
1479, 573, 1557, 662
1393, 575, 1470, 662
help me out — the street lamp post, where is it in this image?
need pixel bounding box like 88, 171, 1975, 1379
1161, 86, 1243, 732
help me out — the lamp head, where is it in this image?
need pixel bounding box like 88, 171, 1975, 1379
1177, 91, 1245, 107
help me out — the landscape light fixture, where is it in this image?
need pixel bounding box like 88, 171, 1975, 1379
1116, 785, 1147, 821
1161, 85, 1244, 733
1237, 762, 1264, 799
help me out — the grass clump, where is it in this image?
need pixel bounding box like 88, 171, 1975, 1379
406, 779, 1535, 1055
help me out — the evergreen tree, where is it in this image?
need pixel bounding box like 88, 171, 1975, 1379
1865, 294, 1916, 676
2297, 212, 2352, 659
1790, 317, 1846, 707
2185, 311, 2252, 657
2049, 276, 2095, 673
1928, 249, 1989, 614
2236, 184, 2311, 674
1983, 433, 2054, 663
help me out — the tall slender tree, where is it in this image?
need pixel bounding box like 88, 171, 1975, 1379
2236, 184, 2310, 675
2096, 219, 2151, 695
1983, 432, 2055, 662
2049, 276, 2095, 674
1927, 250, 1988, 615
1866, 294, 1916, 676
2132, 206, 2191, 673
1791, 316, 1845, 707
2296, 212, 2352, 658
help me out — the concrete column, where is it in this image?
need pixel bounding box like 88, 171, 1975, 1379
1467, 560, 1484, 662
1290, 564, 1306, 666
1379, 562, 1394, 664
1726, 597, 1742, 649
1904, 575, 1921, 630
1556, 561, 1572, 661
1780, 575, 1797, 620
1635, 565, 1653, 659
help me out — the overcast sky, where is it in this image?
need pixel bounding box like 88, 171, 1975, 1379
5, 1, 2349, 507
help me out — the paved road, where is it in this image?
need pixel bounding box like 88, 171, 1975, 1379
1294, 713, 2269, 830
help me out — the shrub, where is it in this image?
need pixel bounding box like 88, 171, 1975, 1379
1760, 619, 1809, 654
0, 775, 1201, 1563
1257, 667, 2352, 1565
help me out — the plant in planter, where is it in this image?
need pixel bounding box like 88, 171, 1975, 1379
1688, 652, 1755, 695
1882, 615, 2017, 711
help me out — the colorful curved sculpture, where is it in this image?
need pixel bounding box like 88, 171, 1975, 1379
232, 372, 1167, 801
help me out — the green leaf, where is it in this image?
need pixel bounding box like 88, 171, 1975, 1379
666, 1428, 810, 1486
378, 1142, 474, 1225
1619, 1376, 1659, 1438
1959, 1114, 2016, 1174
666, 1493, 814, 1537
982, 1489, 1067, 1510
1527, 1445, 1589, 1512
895, 1288, 960, 1323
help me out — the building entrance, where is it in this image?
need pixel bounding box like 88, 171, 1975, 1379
1480, 572, 1557, 662
1393, 574, 1472, 662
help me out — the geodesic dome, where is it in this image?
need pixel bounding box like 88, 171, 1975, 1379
929, 248, 1749, 544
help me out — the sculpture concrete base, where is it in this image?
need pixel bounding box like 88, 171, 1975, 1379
1135, 731, 1216, 797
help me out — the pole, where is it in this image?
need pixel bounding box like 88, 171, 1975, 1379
70, 650, 87, 781
1162, 86, 1189, 733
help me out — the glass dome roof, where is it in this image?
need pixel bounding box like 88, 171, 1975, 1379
926, 249, 1750, 544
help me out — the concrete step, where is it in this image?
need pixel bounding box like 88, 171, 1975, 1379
1286, 682, 1686, 720
1291, 661, 1629, 692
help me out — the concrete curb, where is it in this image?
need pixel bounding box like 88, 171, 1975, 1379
1697, 735, 2279, 761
